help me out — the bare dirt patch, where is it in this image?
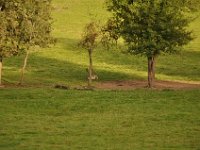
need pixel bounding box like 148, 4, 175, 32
95, 80, 200, 90
1, 80, 200, 90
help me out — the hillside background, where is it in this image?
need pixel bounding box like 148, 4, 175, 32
3, 0, 200, 85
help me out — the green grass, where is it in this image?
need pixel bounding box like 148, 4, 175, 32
1, 0, 200, 149
0, 89, 200, 149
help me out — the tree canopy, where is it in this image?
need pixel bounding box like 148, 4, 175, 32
0, 0, 20, 59
0, 0, 53, 85
106, 0, 195, 87
0, 0, 52, 59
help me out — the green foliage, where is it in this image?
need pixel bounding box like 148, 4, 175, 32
0, 0, 20, 58
79, 22, 99, 50
106, 0, 194, 58
0, 0, 53, 59
18, 0, 53, 48
101, 17, 120, 49
173, 0, 200, 12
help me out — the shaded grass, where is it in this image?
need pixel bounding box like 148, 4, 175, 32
3, 46, 200, 86
0, 89, 200, 149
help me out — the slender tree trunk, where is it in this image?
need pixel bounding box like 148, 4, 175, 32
0, 57, 3, 86
19, 51, 29, 85
88, 49, 93, 87
153, 57, 156, 80
115, 39, 118, 47
147, 56, 156, 88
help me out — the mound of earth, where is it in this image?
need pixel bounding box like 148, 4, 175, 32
95, 80, 200, 90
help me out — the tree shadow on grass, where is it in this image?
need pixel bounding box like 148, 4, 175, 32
4, 53, 144, 86
57, 37, 200, 81
4, 37, 200, 86
32, 56, 145, 85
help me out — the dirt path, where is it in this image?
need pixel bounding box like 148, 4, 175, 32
1, 80, 200, 90
95, 80, 200, 90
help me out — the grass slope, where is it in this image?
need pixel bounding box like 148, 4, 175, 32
2, 0, 200, 86
0, 89, 200, 149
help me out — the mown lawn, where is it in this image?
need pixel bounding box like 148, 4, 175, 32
0, 89, 200, 149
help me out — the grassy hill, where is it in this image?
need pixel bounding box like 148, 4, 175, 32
0, 0, 200, 149
3, 0, 200, 86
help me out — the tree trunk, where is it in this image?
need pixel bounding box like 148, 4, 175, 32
0, 57, 2, 86
115, 39, 118, 47
147, 56, 156, 88
88, 49, 93, 87
153, 57, 156, 80
19, 51, 29, 85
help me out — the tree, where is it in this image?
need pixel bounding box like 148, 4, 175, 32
173, 0, 200, 12
18, 0, 53, 85
0, 0, 53, 86
79, 22, 99, 87
106, 0, 194, 88
101, 17, 120, 49
0, 0, 22, 86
